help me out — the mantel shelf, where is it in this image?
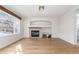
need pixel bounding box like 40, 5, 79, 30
29, 26, 51, 28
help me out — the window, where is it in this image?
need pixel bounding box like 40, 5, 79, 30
0, 10, 20, 37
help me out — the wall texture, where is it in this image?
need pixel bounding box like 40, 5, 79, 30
58, 8, 76, 44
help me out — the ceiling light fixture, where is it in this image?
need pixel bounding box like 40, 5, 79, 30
38, 6, 45, 12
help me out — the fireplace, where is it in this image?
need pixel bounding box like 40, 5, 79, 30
31, 30, 39, 37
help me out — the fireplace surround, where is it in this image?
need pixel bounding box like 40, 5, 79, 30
29, 20, 52, 38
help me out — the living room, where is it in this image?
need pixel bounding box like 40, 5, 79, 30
0, 5, 79, 54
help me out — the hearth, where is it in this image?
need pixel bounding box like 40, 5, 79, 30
31, 30, 39, 37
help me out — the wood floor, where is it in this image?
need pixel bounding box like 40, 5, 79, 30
0, 38, 79, 54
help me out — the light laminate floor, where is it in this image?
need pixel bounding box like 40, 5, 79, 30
0, 38, 79, 54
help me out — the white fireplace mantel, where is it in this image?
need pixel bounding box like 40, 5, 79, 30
28, 20, 52, 38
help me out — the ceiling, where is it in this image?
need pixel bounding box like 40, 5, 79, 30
3, 5, 75, 18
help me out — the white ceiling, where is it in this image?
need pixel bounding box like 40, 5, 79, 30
3, 5, 75, 18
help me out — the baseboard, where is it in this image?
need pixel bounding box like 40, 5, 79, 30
57, 38, 75, 45
52, 37, 60, 39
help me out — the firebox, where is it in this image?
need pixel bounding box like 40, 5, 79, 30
31, 30, 39, 37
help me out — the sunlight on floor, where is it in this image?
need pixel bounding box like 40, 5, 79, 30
15, 44, 23, 54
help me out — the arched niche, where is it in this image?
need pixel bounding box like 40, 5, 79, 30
30, 20, 52, 27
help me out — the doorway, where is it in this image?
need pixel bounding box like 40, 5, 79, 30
76, 10, 79, 45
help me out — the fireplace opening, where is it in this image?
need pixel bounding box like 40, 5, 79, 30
31, 30, 39, 37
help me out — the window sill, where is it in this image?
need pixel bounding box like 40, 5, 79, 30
0, 32, 20, 37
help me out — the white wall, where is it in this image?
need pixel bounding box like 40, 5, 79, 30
0, 19, 24, 48
52, 18, 59, 37
58, 8, 76, 44
23, 17, 58, 38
